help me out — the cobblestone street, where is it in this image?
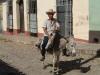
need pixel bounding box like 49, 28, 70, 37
0, 0, 100, 75
0, 39, 100, 75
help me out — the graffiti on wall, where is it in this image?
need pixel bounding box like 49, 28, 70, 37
75, 15, 89, 26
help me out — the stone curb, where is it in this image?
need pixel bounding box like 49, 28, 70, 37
76, 49, 98, 55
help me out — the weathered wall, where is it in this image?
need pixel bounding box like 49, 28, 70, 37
73, 0, 89, 40
0, 4, 2, 32
89, 0, 100, 31
89, 0, 100, 43
37, 0, 56, 35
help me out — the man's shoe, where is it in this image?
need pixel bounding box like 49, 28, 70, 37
35, 44, 40, 49
40, 56, 45, 61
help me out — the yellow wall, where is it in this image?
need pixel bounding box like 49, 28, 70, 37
73, 0, 89, 40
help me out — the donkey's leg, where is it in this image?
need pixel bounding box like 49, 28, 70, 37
56, 51, 61, 75
71, 46, 76, 56
53, 52, 57, 72
53, 50, 60, 74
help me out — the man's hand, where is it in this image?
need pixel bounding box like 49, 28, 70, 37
53, 26, 60, 32
43, 27, 49, 35
48, 33, 52, 39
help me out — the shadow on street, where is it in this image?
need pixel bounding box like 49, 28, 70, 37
59, 49, 100, 75
43, 49, 100, 75
0, 59, 25, 75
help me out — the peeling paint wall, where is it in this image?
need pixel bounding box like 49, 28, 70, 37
73, 0, 89, 40
37, 0, 56, 34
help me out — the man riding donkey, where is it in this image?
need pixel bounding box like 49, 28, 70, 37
36, 9, 76, 61
41, 9, 62, 61
35, 9, 76, 75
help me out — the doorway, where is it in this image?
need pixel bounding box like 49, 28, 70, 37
29, 0, 37, 36
18, 0, 24, 32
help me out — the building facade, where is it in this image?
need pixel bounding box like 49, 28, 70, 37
1, 0, 38, 36
73, 0, 100, 43
89, 0, 100, 43
73, 0, 89, 42
0, 0, 100, 43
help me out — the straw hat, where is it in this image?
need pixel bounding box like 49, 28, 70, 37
46, 9, 56, 15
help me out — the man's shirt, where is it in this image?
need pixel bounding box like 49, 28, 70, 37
42, 19, 60, 36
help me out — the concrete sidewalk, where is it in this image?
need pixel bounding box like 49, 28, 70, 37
0, 33, 100, 55
0, 33, 37, 45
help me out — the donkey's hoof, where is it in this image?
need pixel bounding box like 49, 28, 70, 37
53, 72, 60, 75
53, 69, 61, 75
43, 66, 46, 70
40, 57, 45, 61
49, 70, 53, 73
53, 72, 57, 75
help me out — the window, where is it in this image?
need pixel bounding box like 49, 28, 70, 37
29, 0, 37, 14
56, 0, 73, 36
8, 0, 12, 14
29, 0, 37, 34
8, 0, 13, 30
57, 0, 66, 6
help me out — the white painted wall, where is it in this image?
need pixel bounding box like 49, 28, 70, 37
2, 1, 8, 31
13, 0, 20, 29
73, 0, 89, 40
24, 0, 29, 32
37, 0, 56, 34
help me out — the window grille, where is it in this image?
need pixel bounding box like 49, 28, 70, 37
29, 0, 37, 34
29, 0, 37, 14
56, 0, 73, 36
8, 0, 13, 30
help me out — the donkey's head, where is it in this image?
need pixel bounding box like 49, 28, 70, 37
45, 33, 56, 50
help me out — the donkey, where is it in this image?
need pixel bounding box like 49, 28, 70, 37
35, 33, 76, 75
